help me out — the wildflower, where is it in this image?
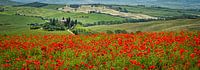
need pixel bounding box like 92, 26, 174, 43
179, 49, 185, 55
149, 65, 155, 69
124, 67, 128, 70
190, 53, 195, 59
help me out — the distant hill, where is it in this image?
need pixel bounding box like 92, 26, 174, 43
11, 0, 200, 9
14, 2, 65, 10
15, 2, 49, 7
0, 0, 23, 5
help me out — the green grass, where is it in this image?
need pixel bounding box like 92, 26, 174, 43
0, 6, 64, 17
114, 5, 200, 17
0, 14, 70, 35
0, 6, 126, 24
50, 13, 125, 24
86, 18, 200, 32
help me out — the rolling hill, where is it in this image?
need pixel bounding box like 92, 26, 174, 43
60, 5, 156, 19
11, 0, 200, 9
0, 14, 70, 35
108, 5, 200, 17
14, 2, 65, 10
0, 0, 23, 5
0, 6, 126, 24
86, 18, 200, 32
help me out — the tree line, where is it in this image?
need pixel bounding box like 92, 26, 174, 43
30, 17, 79, 31
82, 14, 200, 27
82, 18, 158, 27
0, 8, 5, 12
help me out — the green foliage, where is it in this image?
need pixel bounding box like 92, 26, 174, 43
0, 8, 4, 12
83, 18, 158, 27
43, 18, 65, 31
0, 6, 126, 25
72, 28, 97, 35
29, 23, 41, 30
42, 17, 78, 31
0, 14, 70, 35
69, 4, 81, 8
114, 29, 128, 34
86, 18, 200, 32
106, 30, 114, 34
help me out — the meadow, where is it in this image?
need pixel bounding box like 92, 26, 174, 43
114, 5, 200, 17
0, 32, 200, 70
0, 2, 200, 70
0, 14, 71, 35
0, 6, 126, 24
86, 18, 200, 32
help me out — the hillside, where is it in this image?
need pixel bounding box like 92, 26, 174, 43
60, 5, 156, 19
0, 6, 126, 24
108, 5, 200, 17
11, 0, 200, 9
15, 2, 49, 7
0, 14, 71, 35
0, 0, 23, 5
86, 18, 200, 32
59, 4, 200, 20
15, 2, 65, 10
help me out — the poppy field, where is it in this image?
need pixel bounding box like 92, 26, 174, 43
0, 32, 200, 70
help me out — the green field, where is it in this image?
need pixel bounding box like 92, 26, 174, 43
86, 18, 200, 32
0, 6, 125, 24
0, 14, 70, 35
1, 4, 200, 35
112, 5, 200, 17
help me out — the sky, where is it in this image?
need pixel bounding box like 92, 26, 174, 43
10, 0, 200, 9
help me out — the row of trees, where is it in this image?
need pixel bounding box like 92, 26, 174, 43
82, 18, 158, 27
72, 28, 96, 35
106, 30, 128, 34
71, 28, 129, 35
30, 17, 79, 31
0, 8, 4, 12
82, 14, 200, 27
160, 14, 200, 20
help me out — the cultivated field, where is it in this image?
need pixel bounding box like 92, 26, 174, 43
86, 18, 200, 32
61, 5, 156, 19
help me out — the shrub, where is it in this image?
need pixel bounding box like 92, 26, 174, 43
72, 28, 96, 35
106, 30, 114, 34
114, 29, 128, 34
29, 23, 41, 30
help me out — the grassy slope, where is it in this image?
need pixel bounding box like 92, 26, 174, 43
86, 18, 200, 32
0, 14, 70, 35
50, 13, 125, 24
0, 6, 125, 24
115, 5, 200, 17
